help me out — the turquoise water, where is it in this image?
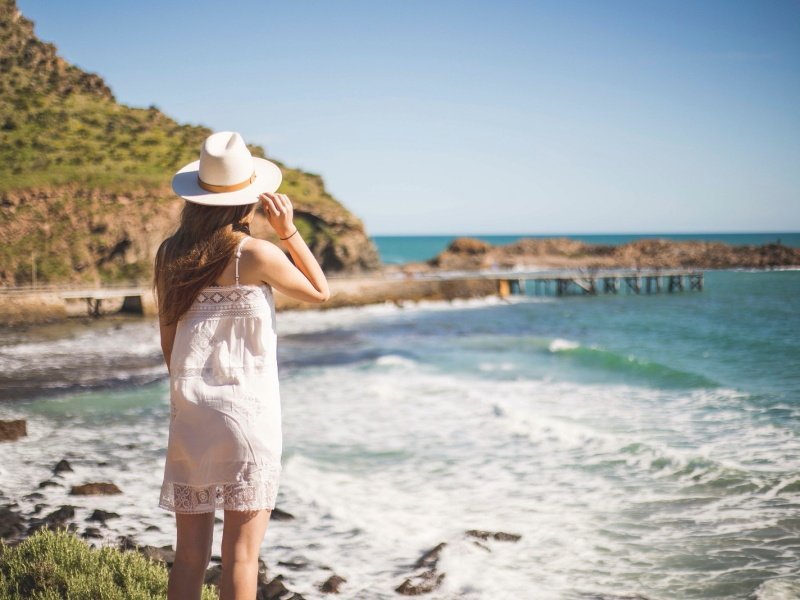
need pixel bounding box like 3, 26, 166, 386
0, 241, 799, 598
371, 232, 800, 264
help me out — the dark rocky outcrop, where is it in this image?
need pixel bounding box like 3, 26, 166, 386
86, 508, 120, 524
53, 458, 73, 474
0, 504, 26, 541
427, 236, 800, 271
26, 504, 76, 534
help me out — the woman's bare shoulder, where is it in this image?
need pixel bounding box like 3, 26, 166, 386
245, 237, 284, 261
244, 237, 290, 272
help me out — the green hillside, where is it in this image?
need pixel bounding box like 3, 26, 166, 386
0, 0, 380, 285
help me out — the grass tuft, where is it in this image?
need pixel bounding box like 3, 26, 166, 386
0, 528, 217, 600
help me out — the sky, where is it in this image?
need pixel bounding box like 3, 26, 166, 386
18, 0, 800, 235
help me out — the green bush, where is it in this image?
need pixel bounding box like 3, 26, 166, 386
0, 529, 217, 600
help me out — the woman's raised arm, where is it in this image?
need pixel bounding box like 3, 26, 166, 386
254, 192, 330, 303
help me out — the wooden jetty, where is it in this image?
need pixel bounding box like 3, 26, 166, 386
461, 268, 704, 298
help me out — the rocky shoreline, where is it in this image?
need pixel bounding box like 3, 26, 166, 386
0, 425, 524, 597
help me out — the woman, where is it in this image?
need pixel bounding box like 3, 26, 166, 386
154, 131, 330, 600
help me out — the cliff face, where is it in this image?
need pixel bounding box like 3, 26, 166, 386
427, 237, 800, 271
0, 0, 380, 285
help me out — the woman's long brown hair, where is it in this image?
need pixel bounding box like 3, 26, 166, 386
153, 200, 258, 325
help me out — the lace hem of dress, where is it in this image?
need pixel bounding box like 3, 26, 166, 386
159, 464, 282, 514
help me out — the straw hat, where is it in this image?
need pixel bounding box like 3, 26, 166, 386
171, 131, 282, 206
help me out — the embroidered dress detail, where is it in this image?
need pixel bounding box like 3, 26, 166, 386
159, 236, 283, 513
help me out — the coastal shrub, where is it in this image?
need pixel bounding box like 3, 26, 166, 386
0, 528, 217, 600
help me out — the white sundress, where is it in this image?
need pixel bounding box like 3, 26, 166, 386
159, 235, 283, 513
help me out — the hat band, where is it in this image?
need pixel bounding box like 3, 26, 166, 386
197, 171, 256, 193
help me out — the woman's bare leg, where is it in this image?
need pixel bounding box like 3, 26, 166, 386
220, 509, 272, 600
168, 511, 215, 600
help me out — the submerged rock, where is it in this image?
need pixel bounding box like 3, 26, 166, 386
53, 459, 73, 474
0, 419, 27, 442
139, 544, 176, 567
271, 506, 295, 520
70, 482, 122, 495
319, 573, 347, 593
395, 569, 446, 596
82, 526, 103, 539
0, 504, 26, 541
86, 508, 120, 524
27, 505, 77, 534
413, 542, 447, 569
464, 529, 521, 542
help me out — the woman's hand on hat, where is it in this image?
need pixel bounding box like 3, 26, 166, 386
259, 192, 295, 238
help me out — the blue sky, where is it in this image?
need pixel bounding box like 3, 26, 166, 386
18, 0, 800, 235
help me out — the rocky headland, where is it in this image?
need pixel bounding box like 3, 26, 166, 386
0, 0, 380, 290
384, 236, 800, 274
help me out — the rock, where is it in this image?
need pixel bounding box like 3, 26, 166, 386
204, 564, 223, 587
278, 556, 311, 570
139, 544, 176, 567
395, 569, 446, 595
0, 504, 26, 541
70, 482, 122, 495
22, 492, 44, 500
448, 237, 492, 255
82, 526, 103, 539
53, 459, 73, 474
464, 529, 521, 542
117, 534, 138, 551
38, 479, 60, 489
259, 574, 291, 600
397, 541, 449, 596
257, 557, 270, 585
44, 505, 75, 525
0, 419, 27, 442
86, 508, 120, 524
413, 542, 446, 569
319, 574, 347, 593
32, 503, 46, 514
271, 506, 295, 520
28, 505, 76, 534
145, 524, 160, 532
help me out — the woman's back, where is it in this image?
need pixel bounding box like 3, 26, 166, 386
160, 235, 283, 514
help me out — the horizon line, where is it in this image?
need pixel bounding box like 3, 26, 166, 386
368, 230, 798, 237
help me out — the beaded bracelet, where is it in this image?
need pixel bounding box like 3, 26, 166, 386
280, 228, 299, 241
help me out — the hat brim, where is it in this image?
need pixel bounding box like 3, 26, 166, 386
171, 157, 282, 206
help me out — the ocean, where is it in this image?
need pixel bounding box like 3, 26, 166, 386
1, 233, 799, 599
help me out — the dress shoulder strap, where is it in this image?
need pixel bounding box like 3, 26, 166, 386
234, 236, 250, 286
